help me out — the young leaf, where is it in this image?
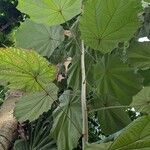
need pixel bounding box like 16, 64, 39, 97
15, 20, 64, 57
14, 83, 58, 122
51, 90, 82, 150
92, 94, 131, 135
80, 0, 142, 53
109, 115, 150, 150
131, 87, 150, 114
93, 54, 142, 105
0, 48, 56, 91
18, 0, 82, 26
128, 42, 150, 69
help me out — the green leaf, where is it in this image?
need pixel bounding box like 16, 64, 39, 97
131, 87, 150, 114
0, 98, 3, 106
93, 54, 142, 105
85, 142, 111, 150
14, 83, 58, 122
144, 0, 150, 3
138, 69, 150, 86
92, 94, 131, 135
67, 57, 81, 90
51, 90, 82, 150
128, 42, 150, 69
14, 113, 57, 150
0, 48, 56, 91
138, 7, 150, 38
109, 115, 150, 150
80, 0, 142, 53
14, 139, 56, 150
14, 139, 29, 150
15, 20, 64, 57
18, 0, 82, 26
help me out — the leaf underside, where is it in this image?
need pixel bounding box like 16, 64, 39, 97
15, 20, 64, 57
15, 83, 58, 122
51, 90, 82, 150
80, 0, 142, 53
93, 54, 142, 105
18, 0, 82, 26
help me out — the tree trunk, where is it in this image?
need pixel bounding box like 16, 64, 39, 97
0, 92, 21, 150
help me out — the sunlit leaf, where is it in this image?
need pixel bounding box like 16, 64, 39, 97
109, 115, 150, 150
18, 0, 82, 26
0, 48, 56, 91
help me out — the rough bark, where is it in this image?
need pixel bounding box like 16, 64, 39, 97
0, 92, 21, 150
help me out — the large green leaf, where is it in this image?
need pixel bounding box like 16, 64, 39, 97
51, 90, 82, 150
85, 142, 111, 150
131, 87, 150, 114
18, 0, 82, 26
14, 83, 58, 122
80, 0, 142, 53
0, 48, 56, 91
109, 115, 150, 150
86, 116, 150, 150
92, 94, 131, 135
15, 20, 64, 57
128, 42, 150, 69
93, 54, 142, 105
